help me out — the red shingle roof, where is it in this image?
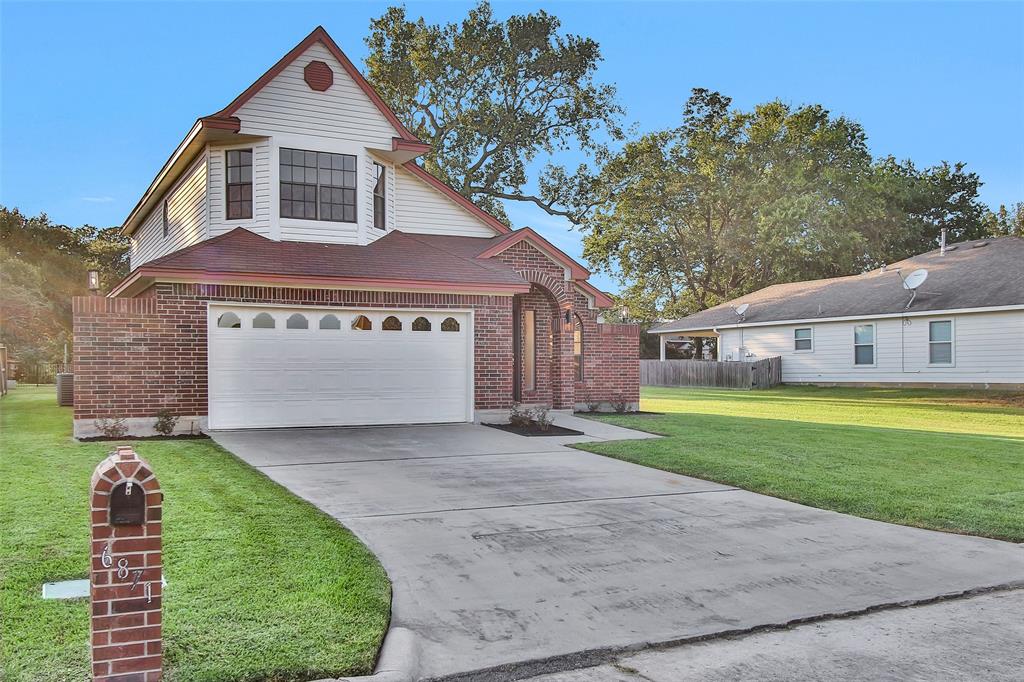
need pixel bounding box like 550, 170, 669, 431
134, 227, 530, 291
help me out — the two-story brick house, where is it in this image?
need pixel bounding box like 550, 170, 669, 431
73, 26, 638, 437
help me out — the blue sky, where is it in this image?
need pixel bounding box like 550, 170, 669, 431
2, 1, 1022, 292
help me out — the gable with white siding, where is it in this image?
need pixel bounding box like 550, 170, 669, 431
130, 154, 207, 269
124, 28, 507, 273
393, 165, 498, 238
233, 42, 399, 148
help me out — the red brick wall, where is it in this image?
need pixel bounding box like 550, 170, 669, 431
73, 244, 639, 427
73, 284, 515, 428
582, 323, 641, 407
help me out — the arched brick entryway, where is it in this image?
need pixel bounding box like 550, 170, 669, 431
512, 272, 575, 409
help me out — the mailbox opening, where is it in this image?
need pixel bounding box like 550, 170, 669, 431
109, 480, 147, 525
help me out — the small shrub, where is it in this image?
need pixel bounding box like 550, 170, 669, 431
532, 407, 553, 432
153, 409, 179, 437
509, 402, 532, 428
93, 417, 128, 439
612, 396, 630, 414
586, 400, 602, 413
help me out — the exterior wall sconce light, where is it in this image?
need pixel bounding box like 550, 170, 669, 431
87, 270, 100, 292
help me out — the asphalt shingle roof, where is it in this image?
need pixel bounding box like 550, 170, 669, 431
141, 227, 529, 288
651, 237, 1024, 333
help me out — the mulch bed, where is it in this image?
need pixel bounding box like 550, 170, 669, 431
78, 433, 211, 442
483, 422, 584, 437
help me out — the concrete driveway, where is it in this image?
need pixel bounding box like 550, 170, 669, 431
212, 417, 1024, 680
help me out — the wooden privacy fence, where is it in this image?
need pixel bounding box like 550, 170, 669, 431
640, 357, 782, 390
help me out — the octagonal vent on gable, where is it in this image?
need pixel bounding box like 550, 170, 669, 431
304, 60, 334, 91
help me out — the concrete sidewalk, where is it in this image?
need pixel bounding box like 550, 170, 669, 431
212, 418, 1024, 681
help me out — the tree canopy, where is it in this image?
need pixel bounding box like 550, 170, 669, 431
0, 208, 128, 362
579, 89, 995, 322
365, 0, 623, 223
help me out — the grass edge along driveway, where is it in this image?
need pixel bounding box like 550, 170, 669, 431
0, 387, 390, 682
577, 386, 1024, 543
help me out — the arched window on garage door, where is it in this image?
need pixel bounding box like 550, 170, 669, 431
441, 317, 460, 332
217, 312, 241, 328
252, 312, 275, 329
352, 314, 372, 331
412, 316, 431, 331
382, 315, 402, 331
319, 314, 341, 330
286, 313, 308, 329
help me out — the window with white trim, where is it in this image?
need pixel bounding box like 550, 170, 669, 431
929, 320, 954, 365
854, 324, 875, 365
226, 149, 253, 219
794, 327, 813, 352
373, 162, 386, 230
280, 148, 356, 222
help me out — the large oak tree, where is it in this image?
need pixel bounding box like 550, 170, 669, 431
365, 1, 622, 223
579, 89, 992, 322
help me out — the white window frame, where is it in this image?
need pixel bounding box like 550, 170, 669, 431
927, 319, 955, 367
793, 327, 814, 353
853, 323, 876, 367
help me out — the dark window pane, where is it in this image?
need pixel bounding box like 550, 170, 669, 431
854, 346, 874, 365
280, 148, 291, 164
343, 171, 356, 187
229, 185, 241, 201
343, 155, 355, 171
343, 206, 355, 222
930, 343, 952, 364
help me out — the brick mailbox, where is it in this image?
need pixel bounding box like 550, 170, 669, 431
90, 446, 163, 681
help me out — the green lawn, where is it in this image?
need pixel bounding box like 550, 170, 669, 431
578, 385, 1024, 542
0, 387, 390, 682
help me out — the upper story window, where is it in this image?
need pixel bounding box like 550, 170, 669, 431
280, 148, 356, 222
854, 324, 875, 365
162, 200, 169, 238
794, 327, 813, 352
226, 149, 253, 220
373, 162, 386, 230
929, 320, 954, 365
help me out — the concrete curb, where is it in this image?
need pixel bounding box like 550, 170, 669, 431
316, 627, 421, 682
429, 581, 1024, 682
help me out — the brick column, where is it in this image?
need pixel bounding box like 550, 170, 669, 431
90, 446, 163, 681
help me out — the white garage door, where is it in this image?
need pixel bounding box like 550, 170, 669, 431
208, 306, 473, 429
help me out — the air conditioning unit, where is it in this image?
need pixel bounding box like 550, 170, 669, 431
56, 373, 74, 406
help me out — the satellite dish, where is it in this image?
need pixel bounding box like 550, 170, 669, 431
735, 303, 749, 316
902, 269, 928, 290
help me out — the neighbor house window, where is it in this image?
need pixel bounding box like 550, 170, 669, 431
280, 148, 356, 222
854, 324, 875, 365
162, 200, 169, 238
226, 149, 253, 219
794, 327, 813, 352
573, 314, 584, 381
523, 309, 536, 391
373, 162, 386, 230
929, 320, 954, 365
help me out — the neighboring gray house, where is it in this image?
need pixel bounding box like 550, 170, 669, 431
651, 237, 1024, 388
